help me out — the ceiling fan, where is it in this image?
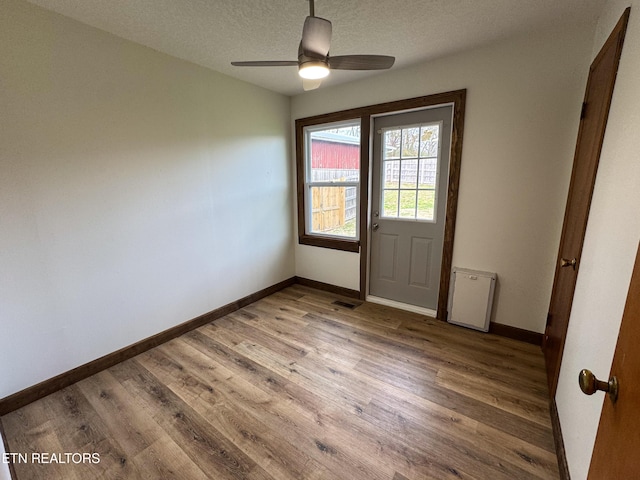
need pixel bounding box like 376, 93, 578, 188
231, 0, 395, 91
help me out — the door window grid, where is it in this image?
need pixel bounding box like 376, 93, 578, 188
381, 123, 440, 222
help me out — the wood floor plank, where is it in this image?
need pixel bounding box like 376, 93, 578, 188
181, 331, 393, 480
2, 286, 559, 479
301, 308, 546, 388
435, 367, 552, 426
76, 370, 164, 459
295, 317, 554, 451
156, 339, 335, 480
130, 436, 210, 480
109, 359, 272, 480
355, 355, 555, 453
224, 310, 364, 370
190, 324, 539, 479
363, 397, 548, 480
287, 342, 555, 478
5, 424, 81, 480
137, 345, 328, 480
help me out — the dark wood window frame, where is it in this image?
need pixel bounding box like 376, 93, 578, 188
296, 118, 363, 252
295, 89, 466, 318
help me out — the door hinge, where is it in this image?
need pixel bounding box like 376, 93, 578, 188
546, 312, 553, 327
580, 102, 587, 120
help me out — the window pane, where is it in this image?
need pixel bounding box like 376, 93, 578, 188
401, 159, 418, 187
420, 124, 440, 157
399, 190, 417, 218
417, 190, 436, 221
418, 157, 437, 189
380, 122, 440, 222
309, 125, 360, 183
383, 129, 401, 159
383, 160, 400, 188
401, 127, 420, 158
309, 186, 357, 238
383, 190, 399, 218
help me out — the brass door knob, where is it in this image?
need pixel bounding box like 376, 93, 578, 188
561, 258, 577, 269
579, 369, 618, 403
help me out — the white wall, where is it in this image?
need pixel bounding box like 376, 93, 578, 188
0, 0, 293, 399
0, 430, 10, 480
556, 3, 640, 479
291, 23, 594, 332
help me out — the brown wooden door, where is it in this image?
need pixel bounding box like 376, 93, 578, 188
588, 242, 640, 478
543, 8, 630, 396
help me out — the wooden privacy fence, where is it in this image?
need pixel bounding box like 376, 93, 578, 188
312, 186, 347, 232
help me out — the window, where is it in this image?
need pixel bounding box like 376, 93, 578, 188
297, 119, 361, 252
380, 123, 440, 221
296, 90, 465, 258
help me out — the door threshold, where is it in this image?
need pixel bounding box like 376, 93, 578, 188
366, 295, 437, 318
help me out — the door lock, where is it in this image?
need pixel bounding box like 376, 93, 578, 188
372, 223, 379, 231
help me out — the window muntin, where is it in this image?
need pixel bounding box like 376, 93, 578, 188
304, 120, 361, 240
381, 122, 440, 222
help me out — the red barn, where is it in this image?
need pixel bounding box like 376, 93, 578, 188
311, 132, 360, 171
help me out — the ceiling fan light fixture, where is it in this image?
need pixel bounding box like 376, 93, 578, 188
299, 60, 330, 79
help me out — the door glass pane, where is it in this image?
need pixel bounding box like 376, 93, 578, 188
380, 122, 441, 222
420, 125, 440, 157
383, 129, 401, 159
383, 190, 399, 218
401, 159, 418, 187
399, 190, 417, 218
309, 186, 356, 238
418, 158, 437, 189
401, 127, 420, 157
417, 190, 436, 220
383, 160, 400, 188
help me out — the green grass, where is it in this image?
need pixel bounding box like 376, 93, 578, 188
383, 183, 435, 220
321, 182, 436, 237
324, 218, 357, 237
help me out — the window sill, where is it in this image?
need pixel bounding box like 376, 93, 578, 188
298, 235, 360, 253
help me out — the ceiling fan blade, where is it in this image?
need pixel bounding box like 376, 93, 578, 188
231, 61, 298, 67
329, 55, 395, 70
302, 78, 323, 91
301, 16, 332, 58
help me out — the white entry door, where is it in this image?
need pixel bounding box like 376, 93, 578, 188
369, 106, 452, 312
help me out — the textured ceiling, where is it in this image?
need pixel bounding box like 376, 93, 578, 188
25, 0, 602, 96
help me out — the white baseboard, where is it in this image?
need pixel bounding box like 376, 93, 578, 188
366, 295, 437, 318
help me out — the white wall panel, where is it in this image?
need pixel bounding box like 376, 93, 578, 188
0, 0, 293, 399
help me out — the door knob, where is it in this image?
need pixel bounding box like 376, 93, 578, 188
372, 223, 379, 231
561, 258, 577, 269
579, 369, 618, 403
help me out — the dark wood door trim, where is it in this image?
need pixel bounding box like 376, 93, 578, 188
543, 8, 630, 397
357, 90, 466, 319
294, 90, 466, 317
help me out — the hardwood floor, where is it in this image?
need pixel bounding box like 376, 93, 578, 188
1, 285, 559, 479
